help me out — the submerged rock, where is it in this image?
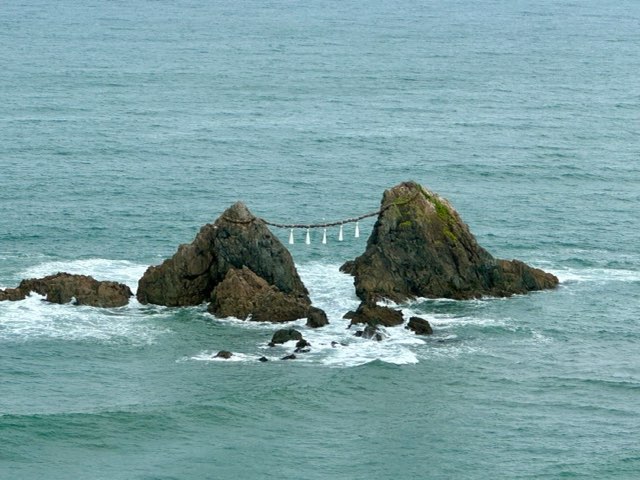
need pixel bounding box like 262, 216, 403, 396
281, 354, 297, 360
137, 201, 328, 323
1, 272, 132, 307
341, 181, 559, 302
269, 328, 304, 346
215, 350, 233, 359
354, 324, 384, 341
406, 317, 433, 335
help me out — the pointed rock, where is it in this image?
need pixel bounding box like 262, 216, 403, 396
137, 202, 326, 324
341, 181, 558, 301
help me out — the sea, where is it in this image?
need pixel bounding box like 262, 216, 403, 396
1, 1, 639, 478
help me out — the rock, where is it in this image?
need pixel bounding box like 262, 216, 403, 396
341, 181, 559, 301
294, 338, 311, 353
208, 267, 311, 322
347, 302, 404, 328
269, 328, 303, 346
215, 350, 233, 359
0, 273, 132, 307
281, 354, 297, 360
0, 288, 27, 302
258, 356, 269, 362
137, 201, 328, 324
354, 324, 383, 341
407, 317, 433, 335
306, 306, 329, 328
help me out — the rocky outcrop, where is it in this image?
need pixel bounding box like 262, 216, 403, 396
341, 181, 559, 302
0, 272, 132, 307
306, 306, 329, 328
208, 267, 310, 322
0, 288, 26, 302
346, 302, 404, 327
137, 202, 328, 324
269, 328, 304, 346
407, 317, 433, 335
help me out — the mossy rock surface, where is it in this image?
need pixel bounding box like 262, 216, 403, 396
341, 181, 558, 302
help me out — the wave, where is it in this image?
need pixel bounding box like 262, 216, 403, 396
0, 292, 170, 345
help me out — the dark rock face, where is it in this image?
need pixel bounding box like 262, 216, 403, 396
137, 202, 327, 323
208, 267, 310, 323
306, 306, 329, 328
1, 273, 132, 307
215, 350, 233, 359
269, 328, 303, 346
281, 354, 297, 360
354, 324, 383, 341
346, 302, 404, 328
341, 181, 559, 302
0, 288, 26, 302
407, 317, 433, 335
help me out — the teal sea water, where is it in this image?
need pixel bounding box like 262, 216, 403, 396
1, 1, 639, 478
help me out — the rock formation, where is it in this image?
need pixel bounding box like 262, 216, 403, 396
406, 317, 433, 335
345, 302, 404, 327
137, 202, 328, 325
341, 181, 558, 302
0, 272, 132, 307
269, 328, 304, 346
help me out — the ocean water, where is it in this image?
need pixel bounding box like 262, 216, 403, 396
1, 1, 639, 478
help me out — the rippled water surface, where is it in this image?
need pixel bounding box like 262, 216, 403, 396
1, 1, 639, 478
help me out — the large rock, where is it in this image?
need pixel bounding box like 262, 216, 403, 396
209, 267, 311, 322
341, 181, 559, 302
137, 202, 326, 323
0, 272, 132, 307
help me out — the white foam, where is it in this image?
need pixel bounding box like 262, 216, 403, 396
187, 351, 256, 362
553, 267, 640, 284
0, 291, 168, 344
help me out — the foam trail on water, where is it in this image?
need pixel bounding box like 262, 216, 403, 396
0, 293, 168, 344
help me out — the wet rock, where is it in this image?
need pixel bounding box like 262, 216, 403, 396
137, 201, 328, 324
0, 273, 132, 307
306, 306, 329, 328
215, 350, 233, 359
406, 317, 433, 335
294, 338, 311, 353
269, 328, 303, 346
258, 356, 269, 362
341, 181, 559, 301
354, 324, 383, 341
0, 288, 27, 302
209, 267, 310, 322
347, 302, 404, 328
281, 354, 297, 360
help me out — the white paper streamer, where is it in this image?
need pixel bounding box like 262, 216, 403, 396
322, 228, 327, 244
355, 221, 360, 238
338, 224, 344, 241
288, 228, 294, 244
305, 228, 311, 245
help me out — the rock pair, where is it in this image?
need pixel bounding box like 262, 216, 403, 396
2, 181, 559, 327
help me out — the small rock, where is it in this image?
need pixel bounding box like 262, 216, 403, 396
214, 350, 233, 359
406, 317, 433, 335
348, 302, 404, 328
269, 328, 303, 346
258, 356, 269, 362
295, 339, 310, 349
281, 354, 297, 360
306, 306, 329, 328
